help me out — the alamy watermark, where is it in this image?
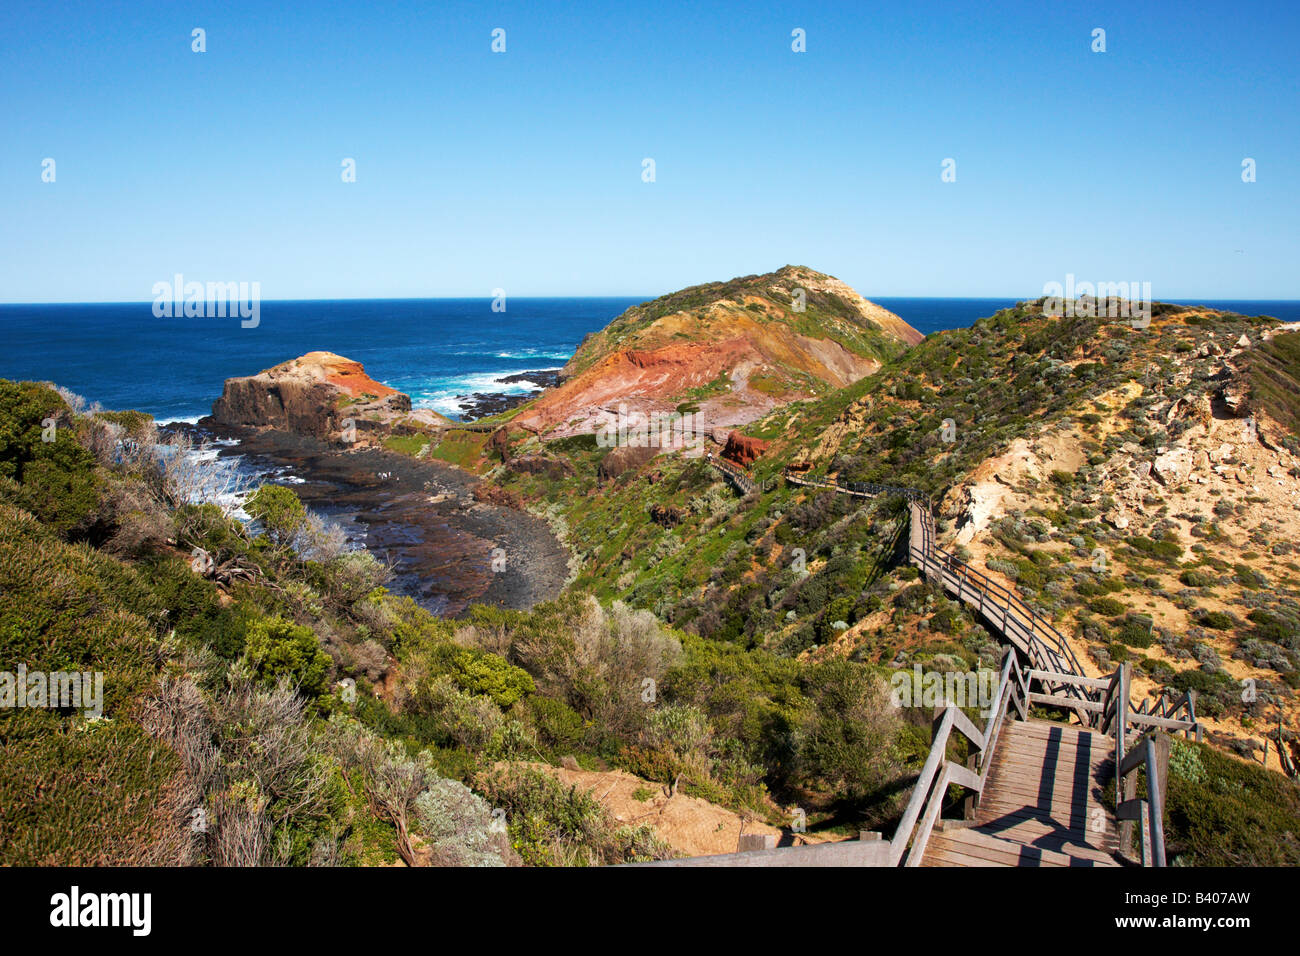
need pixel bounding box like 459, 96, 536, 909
1041, 274, 1151, 328
890, 663, 998, 717
50, 886, 150, 936
152, 273, 260, 328
595, 402, 705, 458
1, 665, 103, 718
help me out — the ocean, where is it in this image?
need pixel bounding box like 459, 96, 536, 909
2, 297, 1297, 422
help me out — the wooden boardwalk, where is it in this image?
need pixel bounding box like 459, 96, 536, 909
644, 468, 1196, 867
923, 719, 1123, 867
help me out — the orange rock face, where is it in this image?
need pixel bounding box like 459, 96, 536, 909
211, 351, 411, 440
515, 339, 751, 436
305, 352, 402, 400
510, 267, 922, 441
721, 430, 770, 468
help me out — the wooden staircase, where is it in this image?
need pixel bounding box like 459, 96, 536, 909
643, 469, 1200, 867
922, 719, 1122, 867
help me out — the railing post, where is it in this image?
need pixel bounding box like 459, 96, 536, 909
1149, 734, 1170, 867
1116, 664, 1134, 856
1138, 798, 1152, 866
963, 751, 979, 820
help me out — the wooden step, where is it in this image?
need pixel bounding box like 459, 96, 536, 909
941, 823, 1120, 863
976, 814, 1115, 844
977, 795, 1109, 822
923, 827, 1119, 867
1002, 729, 1112, 751
1000, 726, 1113, 748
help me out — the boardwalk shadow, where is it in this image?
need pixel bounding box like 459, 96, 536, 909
977, 724, 1116, 866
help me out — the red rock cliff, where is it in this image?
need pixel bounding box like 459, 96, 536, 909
721, 431, 770, 468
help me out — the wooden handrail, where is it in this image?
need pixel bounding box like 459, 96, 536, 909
783, 468, 1100, 720
889, 706, 961, 866
890, 648, 1026, 866
1117, 731, 1171, 866
1027, 669, 1111, 690
706, 455, 757, 494
772, 468, 1204, 868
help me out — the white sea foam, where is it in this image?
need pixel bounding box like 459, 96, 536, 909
408, 368, 554, 416
494, 348, 572, 360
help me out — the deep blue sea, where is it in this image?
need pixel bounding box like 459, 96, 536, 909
2, 297, 1297, 422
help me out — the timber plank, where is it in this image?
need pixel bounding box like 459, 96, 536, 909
930, 829, 1111, 867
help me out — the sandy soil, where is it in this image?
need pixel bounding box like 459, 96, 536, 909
516, 761, 838, 859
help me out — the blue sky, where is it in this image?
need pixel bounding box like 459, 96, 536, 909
1, 0, 1297, 301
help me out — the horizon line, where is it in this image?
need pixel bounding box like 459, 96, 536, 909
4, 294, 1300, 308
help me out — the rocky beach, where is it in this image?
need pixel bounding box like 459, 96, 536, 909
183, 422, 569, 615
178, 353, 571, 616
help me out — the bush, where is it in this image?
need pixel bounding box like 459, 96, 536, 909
1179, 568, 1215, 588
1129, 536, 1183, 563
1195, 610, 1234, 631
242, 616, 332, 696
457, 595, 681, 745
474, 764, 672, 866
1235, 564, 1269, 590
527, 696, 587, 754
0, 381, 101, 535
452, 649, 535, 708
413, 778, 510, 866
1089, 597, 1127, 616
0, 503, 161, 718
246, 485, 307, 544
1113, 618, 1155, 648
0, 719, 196, 865
795, 660, 903, 800
1165, 737, 1300, 865
410, 677, 527, 758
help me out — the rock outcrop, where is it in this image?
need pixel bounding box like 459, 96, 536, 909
209, 351, 413, 442
721, 430, 770, 468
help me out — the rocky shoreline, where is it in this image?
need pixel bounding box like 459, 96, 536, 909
174, 420, 569, 616
451, 369, 561, 420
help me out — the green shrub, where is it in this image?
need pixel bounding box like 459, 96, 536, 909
0, 504, 161, 718
527, 696, 587, 754
1195, 609, 1234, 631
1165, 737, 1300, 865
242, 616, 331, 696
795, 660, 903, 800
0, 718, 193, 865
1089, 597, 1127, 616
1113, 618, 1155, 648
452, 649, 535, 708
1179, 568, 1215, 588
474, 764, 672, 866
246, 485, 307, 544
1234, 564, 1269, 590
1129, 536, 1183, 563
0, 381, 101, 534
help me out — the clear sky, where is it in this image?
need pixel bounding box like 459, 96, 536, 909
1, 0, 1297, 302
